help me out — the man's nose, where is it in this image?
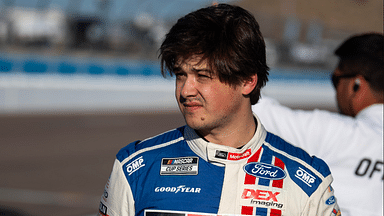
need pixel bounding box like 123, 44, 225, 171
180, 76, 198, 98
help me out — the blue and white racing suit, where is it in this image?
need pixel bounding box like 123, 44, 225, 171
99, 115, 340, 216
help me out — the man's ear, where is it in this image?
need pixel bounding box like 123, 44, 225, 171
242, 74, 258, 95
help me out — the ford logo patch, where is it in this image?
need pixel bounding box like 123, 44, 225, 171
243, 162, 286, 180
325, 196, 335, 205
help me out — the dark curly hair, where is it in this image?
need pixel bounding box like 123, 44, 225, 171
159, 4, 269, 105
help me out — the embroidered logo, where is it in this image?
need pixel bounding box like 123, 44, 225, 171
215, 149, 252, 160
126, 156, 145, 176
243, 162, 286, 180
160, 157, 198, 175
326, 196, 336, 205
295, 167, 316, 187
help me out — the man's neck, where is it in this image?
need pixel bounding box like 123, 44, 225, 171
197, 113, 257, 148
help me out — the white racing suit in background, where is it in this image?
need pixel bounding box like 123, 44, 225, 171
99, 115, 340, 216
253, 96, 383, 216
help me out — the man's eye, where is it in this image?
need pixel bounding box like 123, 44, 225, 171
198, 74, 211, 79
175, 73, 186, 78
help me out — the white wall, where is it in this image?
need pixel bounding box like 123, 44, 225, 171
0, 71, 337, 114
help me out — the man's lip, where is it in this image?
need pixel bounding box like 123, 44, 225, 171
183, 102, 202, 107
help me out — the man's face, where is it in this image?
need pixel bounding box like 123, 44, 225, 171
333, 68, 355, 116
174, 56, 245, 134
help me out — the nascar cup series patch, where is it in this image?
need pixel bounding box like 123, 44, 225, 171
160, 157, 199, 175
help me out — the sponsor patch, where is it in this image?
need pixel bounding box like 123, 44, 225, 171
145, 210, 185, 216
295, 167, 316, 187
126, 156, 145, 176
215, 149, 252, 160
103, 189, 108, 199
99, 202, 108, 216
145, 209, 236, 216
326, 195, 336, 205
102, 179, 110, 202
215, 150, 228, 159
243, 162, 286, 180
229, 149, 252, 160
154, 185, 201, 193
241, 188, 285, 210
160, 157, 198, 175
332, 208, 341, 216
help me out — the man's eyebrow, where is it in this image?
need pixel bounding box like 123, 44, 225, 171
192, 68, 211, 73
172, 66, 182, 72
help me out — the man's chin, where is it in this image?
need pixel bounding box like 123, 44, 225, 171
184, 117, 208, 131
185, 119, 203, 130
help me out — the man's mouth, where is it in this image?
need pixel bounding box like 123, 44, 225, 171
183, 102, 202, 107
182, 101, 203, 112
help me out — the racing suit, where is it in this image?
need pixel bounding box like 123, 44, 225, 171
252, 96, 383, 216
99, 115, 340, 216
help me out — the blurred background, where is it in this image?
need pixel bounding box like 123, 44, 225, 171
0, 0, 382, 215
1, 0, 382, 113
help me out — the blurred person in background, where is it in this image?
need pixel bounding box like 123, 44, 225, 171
98, 4, 340, 216
253, 32, 384, 216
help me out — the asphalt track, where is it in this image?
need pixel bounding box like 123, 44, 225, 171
0, 110, 185, 216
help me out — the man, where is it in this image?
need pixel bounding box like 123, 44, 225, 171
253, 33, 383, 216
99, 4, 340, 216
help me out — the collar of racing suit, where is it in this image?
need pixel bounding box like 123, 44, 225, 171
184, 113, 268, 166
